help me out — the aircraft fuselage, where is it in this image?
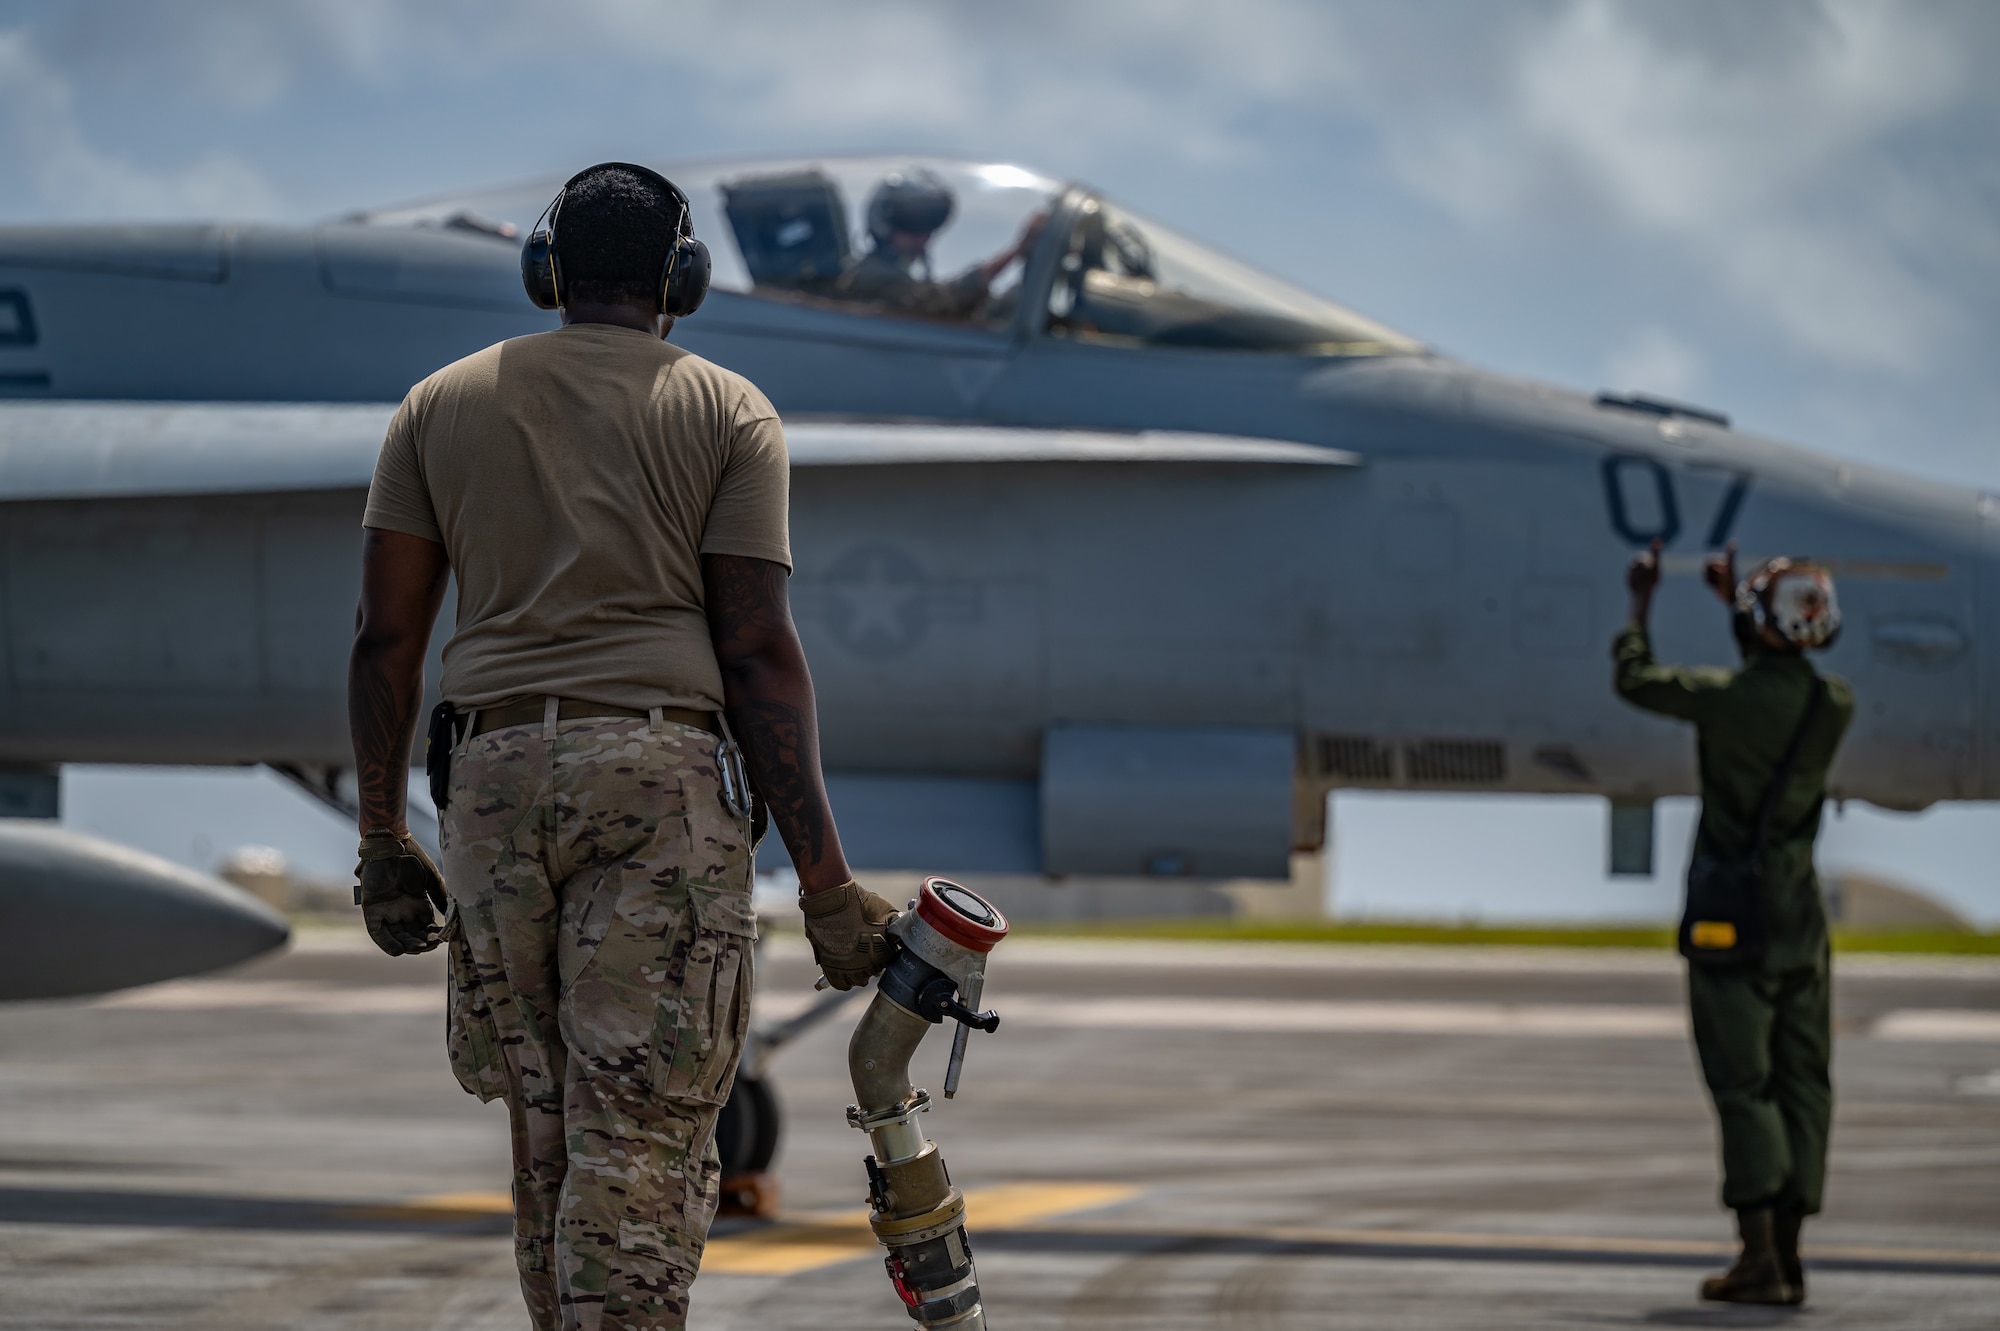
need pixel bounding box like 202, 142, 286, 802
0, 183, 1989, 877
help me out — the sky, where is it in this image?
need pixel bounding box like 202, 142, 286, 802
12, 1, 2000, 921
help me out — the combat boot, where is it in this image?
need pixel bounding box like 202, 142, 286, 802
1700, 1207, 1795, 1305
1772, 1206, 1806, 1306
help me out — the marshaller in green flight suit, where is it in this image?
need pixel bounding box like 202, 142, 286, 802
1613, 540, 1853, 1308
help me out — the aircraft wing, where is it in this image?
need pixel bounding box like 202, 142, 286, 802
0, 403, 1355, 500
0, 402, 394, 500
784, 423, 1358, 468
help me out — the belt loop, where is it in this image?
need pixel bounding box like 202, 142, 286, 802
542, 695, 558, 741
459, 709, 478, 758
648, 705, 664, 735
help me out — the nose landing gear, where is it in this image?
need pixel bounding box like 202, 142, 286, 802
715, 1071, 783, 1217
719, 974, 869, 1218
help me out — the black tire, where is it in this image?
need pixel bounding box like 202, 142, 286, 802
715, 1073, 783, 1176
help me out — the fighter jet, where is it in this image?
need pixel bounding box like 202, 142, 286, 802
0, 154, 1986, 853
2, 152, 1986, 1198
0, 154, 1986, 973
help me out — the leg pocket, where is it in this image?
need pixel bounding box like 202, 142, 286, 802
447, 919, 511, 1103
607, 1218, 698, 1328
648, 891, 756, 1106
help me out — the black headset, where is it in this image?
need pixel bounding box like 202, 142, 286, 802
520, 162, 711, 317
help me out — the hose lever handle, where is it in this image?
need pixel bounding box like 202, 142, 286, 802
942, 970, 990, 1100
939, 996, 1000, 1033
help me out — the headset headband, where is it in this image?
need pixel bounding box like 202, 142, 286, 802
537, 161, 694, 241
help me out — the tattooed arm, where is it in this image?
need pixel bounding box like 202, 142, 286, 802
703, 553, 852, 895
349, 528, 451, 835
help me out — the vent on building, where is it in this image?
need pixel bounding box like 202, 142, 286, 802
1404, 739, 1506, 785
1314, 735, 1395, 783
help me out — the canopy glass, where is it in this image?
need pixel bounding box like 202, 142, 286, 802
352, 156, 1417, 354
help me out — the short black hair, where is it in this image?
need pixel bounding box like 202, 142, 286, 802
558, 165, 682, 307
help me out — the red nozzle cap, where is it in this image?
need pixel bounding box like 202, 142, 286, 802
917, 876, 1009, 953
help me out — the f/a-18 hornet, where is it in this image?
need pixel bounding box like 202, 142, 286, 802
0, 157, 1985, 1070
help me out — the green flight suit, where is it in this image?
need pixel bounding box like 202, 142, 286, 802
1612, 624, 1855, 1214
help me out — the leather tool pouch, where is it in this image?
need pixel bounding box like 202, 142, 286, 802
426, 701, 462, 812
1678, 678, 1825, 967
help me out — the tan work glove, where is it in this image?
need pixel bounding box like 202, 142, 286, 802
354, 830, 448, 957
799, 880, 900, 990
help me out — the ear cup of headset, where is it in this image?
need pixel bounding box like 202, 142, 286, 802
521, 162, 704, 317
521, 228, 561, 309
662, 236, 710, 317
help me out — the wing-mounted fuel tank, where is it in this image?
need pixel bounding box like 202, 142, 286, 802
846, 877, 1008, 1329
0, 820, 289, 1000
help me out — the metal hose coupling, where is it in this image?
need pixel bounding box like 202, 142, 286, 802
845, 877, 1008, 1329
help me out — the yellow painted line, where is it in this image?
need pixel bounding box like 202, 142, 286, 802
966, 1182, 1140, 1229
700, 1219, 875, 1276
341, 1189, 513, 1221
1048, 1219, 2000, 1268
405, 1190, 513, 1212
335, 1189, 1998, 1273
702, 1182, 1141, 1276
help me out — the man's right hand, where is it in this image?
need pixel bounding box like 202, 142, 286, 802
800, 880, 900, 990
355, 830, 448, 956
1626, 539, 1663, 629
1627, 538, 1664, 598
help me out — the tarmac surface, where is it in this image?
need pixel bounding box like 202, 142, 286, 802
2, 928, 1998, 1329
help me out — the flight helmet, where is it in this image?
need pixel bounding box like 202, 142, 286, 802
1736, 558, 1841, 651
866, 168, 956, 246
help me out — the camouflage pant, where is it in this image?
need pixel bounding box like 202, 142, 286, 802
441, 713, 757, 1331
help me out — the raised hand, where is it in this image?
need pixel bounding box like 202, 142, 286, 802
1703, 540, 1739, 606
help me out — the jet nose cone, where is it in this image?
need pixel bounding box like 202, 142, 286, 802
0, 820, 291, 1001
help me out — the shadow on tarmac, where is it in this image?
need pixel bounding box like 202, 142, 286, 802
4, 1184, 1996, 1286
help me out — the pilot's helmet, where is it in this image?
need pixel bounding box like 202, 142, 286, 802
1736, 558, 1841, 651
867, 168, 956, 245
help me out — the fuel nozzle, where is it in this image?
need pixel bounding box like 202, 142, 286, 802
881, 878, 1007, 1097
846, 878, 1009, 1329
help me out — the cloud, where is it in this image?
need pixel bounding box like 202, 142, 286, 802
1363, 0, 1996, 374
1518, 0, 1964, 371
1604, 326, 1704, 399
34, 0, 411, 108
0, 27, 281, 217
25, 0, 1359, 184
477, 0, 1354, 170
5, 0, 1997, 391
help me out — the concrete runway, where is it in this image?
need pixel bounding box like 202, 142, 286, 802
3, 929, 1997, 1329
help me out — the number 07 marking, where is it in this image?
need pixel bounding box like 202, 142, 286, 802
1601, 455, 1751, 550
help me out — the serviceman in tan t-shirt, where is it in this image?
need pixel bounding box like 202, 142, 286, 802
347, 162, 900, 1331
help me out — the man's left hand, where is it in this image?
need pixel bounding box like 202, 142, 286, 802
1702, 540, 1738, 606
355, 831, 448, 956
800, 880, 900, 990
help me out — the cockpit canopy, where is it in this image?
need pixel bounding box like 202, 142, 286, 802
352, 156, 1420, 357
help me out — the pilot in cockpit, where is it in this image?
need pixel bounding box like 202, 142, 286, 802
835, 168, 1042, 321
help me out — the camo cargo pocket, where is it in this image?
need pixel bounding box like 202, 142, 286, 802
648, 888, 757, 1105
446, 920, 510, 1103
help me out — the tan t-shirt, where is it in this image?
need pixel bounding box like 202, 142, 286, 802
363, 323, 791, 713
